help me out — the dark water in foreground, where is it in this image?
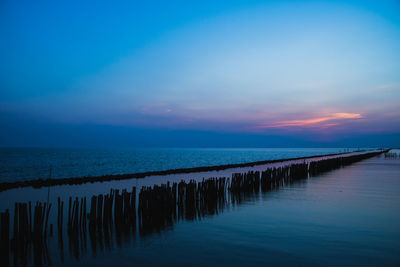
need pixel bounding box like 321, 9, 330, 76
3, 151, 398, 266
0, 147, 361, 182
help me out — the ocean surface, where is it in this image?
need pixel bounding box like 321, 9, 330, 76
1, 149, 399, 266
0, 147, 362, 182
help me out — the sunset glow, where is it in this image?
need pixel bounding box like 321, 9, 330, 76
259, 113, 362, 128
0, 0, 399, 147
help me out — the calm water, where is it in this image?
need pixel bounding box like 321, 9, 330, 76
69, 153, 400, 266
0, 147, 361, 182
2, 151, 399, 266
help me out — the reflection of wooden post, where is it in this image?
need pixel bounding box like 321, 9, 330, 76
70, 200, 75, 233
89, 196, 97, 229
74, 198, 79, 232
97, 195, 103, 227
28, 201, 32, 237
13, 203, 18, 241
44, 204, 51, 237
83, 198, 86, 231
68, 197, 72, 231
60, 201, 64, 229
1, 210, 10, 267
79, 198, 83, 230
57, 197, 60, 228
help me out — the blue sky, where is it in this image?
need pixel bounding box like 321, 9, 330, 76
1, 0, 400, 147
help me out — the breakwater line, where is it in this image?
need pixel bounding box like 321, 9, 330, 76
0, 150, 387, 192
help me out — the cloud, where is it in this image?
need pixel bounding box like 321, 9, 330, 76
258, 113, 362, 129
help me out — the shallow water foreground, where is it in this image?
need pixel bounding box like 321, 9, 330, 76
1, 152, 400, 266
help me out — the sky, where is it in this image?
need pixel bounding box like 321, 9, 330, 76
1, 0, 400, 147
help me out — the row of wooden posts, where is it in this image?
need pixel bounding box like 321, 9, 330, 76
0, 151, 383, 266
308, 152, 381, 176
384, 152, 398, 159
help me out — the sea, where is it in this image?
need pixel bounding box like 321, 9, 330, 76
0, 147, 361, 182
0, 147, 399, 266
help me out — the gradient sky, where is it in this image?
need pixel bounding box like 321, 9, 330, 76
1, 0, 400, 147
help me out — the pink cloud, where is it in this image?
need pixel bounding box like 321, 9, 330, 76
258, 113, 362, 129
